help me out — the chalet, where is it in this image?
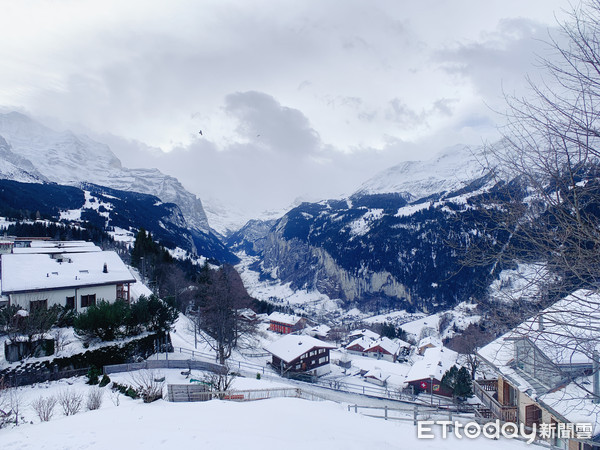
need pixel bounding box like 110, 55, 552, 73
265, 334, 336, 377
417, 335, 443, 355
345, 336, 374, 356
307, 324, 331, 340
268, 312, 306, 334
364, 337, 411, 362
404, 346, 458, 397
475, 290, 600, 449
364, 369, 389, 386
347, 328, 380, 343
1, 249, 136, 311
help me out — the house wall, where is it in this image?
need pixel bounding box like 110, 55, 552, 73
272, 347, 331, 376
366, 350, 395, 362
9, 283, 120, 311
77, 284, 116, 309
9, 288, 75, 310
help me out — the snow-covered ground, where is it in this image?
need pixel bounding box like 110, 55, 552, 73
0, 370, 534, 450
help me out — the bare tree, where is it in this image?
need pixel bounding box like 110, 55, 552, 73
478, 0, 600, 298
468, 0, 600, 404
193, 265, 256, 365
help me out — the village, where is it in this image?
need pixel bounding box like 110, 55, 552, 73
0, 236, 598, 449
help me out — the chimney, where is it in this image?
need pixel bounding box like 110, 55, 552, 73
103, 263, 108, 273
594, 350, 600, 404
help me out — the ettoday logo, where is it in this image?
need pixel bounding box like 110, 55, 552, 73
417, 420, 593, 443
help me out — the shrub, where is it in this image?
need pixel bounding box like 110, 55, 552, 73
99, 374, 111, 388
130, 370, 164, 403
74, 299, 130, 341
87, 366, 101, 385
58, 389, 83, 416
86, 387, 103, 410
31, 395, 57, 422
125, 387, 139, 399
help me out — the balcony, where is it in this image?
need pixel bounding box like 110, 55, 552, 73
473, 379, 517, 423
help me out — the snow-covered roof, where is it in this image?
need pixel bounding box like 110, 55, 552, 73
479, 289, 600, 370
1, 250, 135, 293
265, 334, 336, 363
13, 245, 102, 254
418, 335, 442, 350
477, 290, 600, 437
348, 328, 380, 340
308, 324, 331, 336
404, 346, 458, 383
365, 337, 402, 355
268, 312, 304, 326
364, 369, 389, 382
346, 336, 375, 351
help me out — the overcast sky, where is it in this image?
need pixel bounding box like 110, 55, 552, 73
0, 0, 576, 217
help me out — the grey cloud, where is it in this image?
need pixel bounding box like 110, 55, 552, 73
224, 91, 321, 156
435, 18, 560, 99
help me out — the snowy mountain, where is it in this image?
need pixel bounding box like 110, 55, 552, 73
0, 136, 46, 183
354, 144, 490, 202
235, 145, 509, 313
0, 112, 210, 234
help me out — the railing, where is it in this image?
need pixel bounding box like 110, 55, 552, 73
477, 379, 498, 392
167, 386, 322, 403
473, 380, 517, 423
104, 359, 227, 375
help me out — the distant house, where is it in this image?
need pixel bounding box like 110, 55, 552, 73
347, 328, 380, 342
1, 247, 136, 311
307, 324, 331, 340
345, 336, 374, 356
364, 369, 389, 386
268, 312, 306, 334
417, 335, 443, 355
404, 346, 458, 397
265, 334, 336, 377
475, 290, 600, 448
364, 337, 411, 362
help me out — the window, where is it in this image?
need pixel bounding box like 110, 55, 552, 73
525, 404, 542, 429
30, 299, 48, 311
81, 294, 96, 308
66, 296, 75, 309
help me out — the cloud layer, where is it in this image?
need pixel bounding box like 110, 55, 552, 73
0, 0, 575, 216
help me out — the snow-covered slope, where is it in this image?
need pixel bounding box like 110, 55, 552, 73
0, 112, 210, 234
0, 136, 46, 183
354, 144, 490, 202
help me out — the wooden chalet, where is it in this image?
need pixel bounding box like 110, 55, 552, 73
265, 334, 336, 378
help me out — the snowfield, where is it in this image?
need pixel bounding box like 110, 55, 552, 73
1, 378, 533, 450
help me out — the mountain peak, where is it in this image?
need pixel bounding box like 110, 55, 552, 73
0, 110, 210, 234
354, 144, 489, 202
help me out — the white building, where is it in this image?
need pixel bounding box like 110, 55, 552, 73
1, 249, 136, 311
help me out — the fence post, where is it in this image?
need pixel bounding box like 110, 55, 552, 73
413, 405, 418, 426
354, 404, 358, 413
385, 405, 388, 420
448, 411, 453, 431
